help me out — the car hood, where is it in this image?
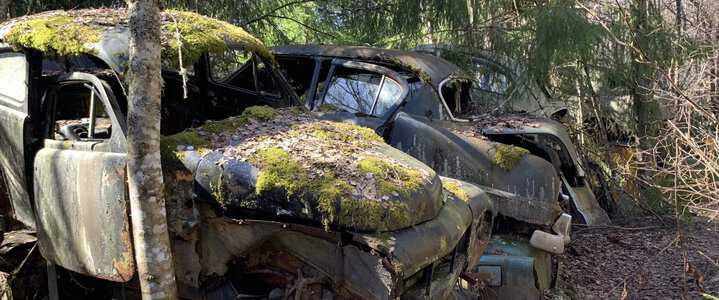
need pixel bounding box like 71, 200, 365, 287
161, 107, 444, 233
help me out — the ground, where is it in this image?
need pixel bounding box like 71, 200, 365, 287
551, 216, 719, 299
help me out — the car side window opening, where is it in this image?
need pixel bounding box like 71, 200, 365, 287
322, 68, 402, 116
440, 79, 473, 118
473, 64, 510, 96
52, 83, 112, 141
209, 49, 283, 98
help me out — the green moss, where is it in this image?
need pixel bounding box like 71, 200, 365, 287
251, 147, 307, 196
5, 15, 100, 56
210, 177, 227, 205
385, 57, 431, 83
357, 156, 424, 197
441, 179, 469, 202
318, 104, 338, 112
200, 106, 277, 134
239, 105, 277, 123
310, 122, 384, 146
164, 10, 274, 67
249, 147, 414, 231
334, 198, 412, 231
493, 144, 530, 171
160, 130, 210, 162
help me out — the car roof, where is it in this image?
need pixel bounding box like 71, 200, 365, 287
272, 45, 470, 89
0, 8, 273, 74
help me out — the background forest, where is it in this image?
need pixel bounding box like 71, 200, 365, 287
3, 0, 718, 233
1, 0, 718, 298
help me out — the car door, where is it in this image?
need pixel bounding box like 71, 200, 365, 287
32, 72, 135, 282
0, 50, 37, 228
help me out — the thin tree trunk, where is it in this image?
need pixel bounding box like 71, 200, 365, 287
126, 1, 178, 299
0, 0, 11, 21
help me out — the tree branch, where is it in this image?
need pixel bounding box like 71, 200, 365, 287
242, 0, 315, 26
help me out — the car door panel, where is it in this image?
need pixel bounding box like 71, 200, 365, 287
32, 73, 134, 282
34, 148, 134, 281
0, 51, 35, 229
0, 106, 35, 228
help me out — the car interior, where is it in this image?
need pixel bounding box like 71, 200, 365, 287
36, 48, 292, 141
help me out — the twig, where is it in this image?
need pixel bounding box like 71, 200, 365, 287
168, 12, 189, 100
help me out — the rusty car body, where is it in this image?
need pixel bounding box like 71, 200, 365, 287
272, 45, 609, 298
0, 9, 513, 299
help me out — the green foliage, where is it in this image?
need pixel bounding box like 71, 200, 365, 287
5, 15, 100, 55
530, 0, 603, 82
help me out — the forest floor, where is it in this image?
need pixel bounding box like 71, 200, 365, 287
552, 216, 719, 299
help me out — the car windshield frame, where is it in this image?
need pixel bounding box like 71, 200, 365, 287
315, 59, 409, 119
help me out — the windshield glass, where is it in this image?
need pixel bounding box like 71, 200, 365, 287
322, 67, 403, 116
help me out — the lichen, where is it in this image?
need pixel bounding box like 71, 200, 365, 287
160, 130, 210, 163
163, 10, 274, 67
4, 15, 101, 56
493, 144, 530, 171
441, 179, 469, 202
357, 156, 424, 197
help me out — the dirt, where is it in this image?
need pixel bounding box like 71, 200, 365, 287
552, 216, 719, 299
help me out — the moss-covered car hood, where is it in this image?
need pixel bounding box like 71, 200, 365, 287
162, 107, 444, 232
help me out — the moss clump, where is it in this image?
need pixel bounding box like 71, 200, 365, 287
318, 104, 338, 112
441, 179, 469, 202
201, 106, 277, 134
334, 198, 412, 231
493, 144, 530, 171
385, 57, 431, 84
251, 147, 308, 196
4, 15, 101, 56
311, 122, 384, 146
160, 130, 210, 162
164, 10, 274, 67
239, 105, 277, 123
357, 156, 424, 197
249, 147, 415, 231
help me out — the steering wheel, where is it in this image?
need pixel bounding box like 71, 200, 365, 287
59, 124, 88, 141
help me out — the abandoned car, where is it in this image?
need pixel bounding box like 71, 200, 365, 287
0, 9, 515, 299
272, 45, 609, 298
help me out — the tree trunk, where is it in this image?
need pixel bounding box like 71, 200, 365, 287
0, 0, 11, 21
630, 0, 659, 142
126, 1, 178, 299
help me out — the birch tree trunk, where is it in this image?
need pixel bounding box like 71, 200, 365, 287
126, 1, 178, 299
